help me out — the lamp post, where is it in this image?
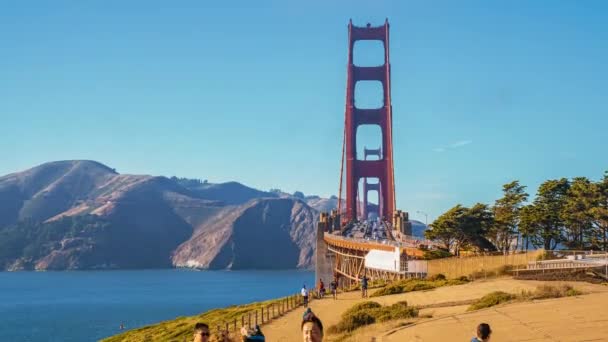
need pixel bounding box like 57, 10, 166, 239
416, 210, 428, 226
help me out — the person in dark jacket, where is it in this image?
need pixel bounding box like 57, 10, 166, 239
471, 323, 492, 342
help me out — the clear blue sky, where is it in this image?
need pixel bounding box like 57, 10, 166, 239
1, 1, 607, 222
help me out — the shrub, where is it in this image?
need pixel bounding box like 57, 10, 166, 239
521, 284, 582, 300
423, 249, 453, 260
370, 277, 467, 297
342, 301, 382, 317
381, 303, 418, 321
371, 283, 405, 297
328, 300, 418, 333
331, 310, 376, 333
428, 274, 446, 281
467, 291, 514, 311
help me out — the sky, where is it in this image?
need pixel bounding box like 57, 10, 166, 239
1, 0, 607, 223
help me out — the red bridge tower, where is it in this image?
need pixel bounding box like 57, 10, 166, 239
342, 19, 396, 223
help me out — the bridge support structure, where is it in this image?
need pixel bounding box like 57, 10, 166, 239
362, 147, 381, 220
343, 19, 396, 223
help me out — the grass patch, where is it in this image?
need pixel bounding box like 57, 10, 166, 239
467, 284, 583, 312
520, 284, 582, 300
370, 277, 468, 297
101, 295, 299, 342
467, 291, 514, 311
327, 300, 418, 334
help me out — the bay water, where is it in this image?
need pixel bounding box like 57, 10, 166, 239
0, 269, 314, 341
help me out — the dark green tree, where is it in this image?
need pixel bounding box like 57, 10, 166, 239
528, 178, 570, 250
518, 204, 539, 251
425, 205, 465, 254
590, 171, 608, 250
489, 181, 528, 252
560, 177, 596, 249
425, 204, 495, 256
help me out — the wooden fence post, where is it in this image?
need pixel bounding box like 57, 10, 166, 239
248, 312, 251, 328
255, 309, 258, 326
241, 315, 245, 328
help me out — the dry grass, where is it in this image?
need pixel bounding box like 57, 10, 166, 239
370, 277, 468, 297
101, 295, 297, 342
327, 300, 418, 334
427, 250, 543, 279
467, 291, 515, 311
467, 284, 583, 311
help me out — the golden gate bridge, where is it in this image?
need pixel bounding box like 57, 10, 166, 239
315, 19, 439, 287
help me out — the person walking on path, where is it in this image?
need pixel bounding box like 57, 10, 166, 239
317, 278, 325, 299
330, 279, 337, 300
471, 323, 492, 342
301, 284, 309, 308
360, 275, 369, 298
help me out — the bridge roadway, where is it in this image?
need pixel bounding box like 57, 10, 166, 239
323, 233, 426, 258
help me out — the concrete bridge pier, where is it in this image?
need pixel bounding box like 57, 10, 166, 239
315, 223, 334, 289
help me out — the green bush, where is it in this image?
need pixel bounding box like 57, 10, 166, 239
467, 291, 514, 311
404, 282, 435, 292
370, 278, 468, 297
378, 302, 418, 322
423, 249, 453, 260
342, 301, 382, 317
427, 274, 446, 281
330, 310, 376, 333
328, 300, 418, 334
521, 284, 582, 300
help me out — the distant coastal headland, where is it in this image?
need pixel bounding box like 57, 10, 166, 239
0, 159, 429, 271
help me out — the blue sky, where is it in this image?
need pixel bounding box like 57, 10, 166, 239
1, 1, 607, 223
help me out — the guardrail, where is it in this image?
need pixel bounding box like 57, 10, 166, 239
326, 232, 437, 249
210, 290, 318, 341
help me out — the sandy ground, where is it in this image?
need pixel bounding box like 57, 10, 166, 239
261, 278, 608, 342
384, 292, 608, 342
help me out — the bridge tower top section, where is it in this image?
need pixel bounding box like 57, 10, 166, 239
342, 19, 396, 223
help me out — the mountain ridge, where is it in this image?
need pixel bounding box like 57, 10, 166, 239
0, 160, 427, 271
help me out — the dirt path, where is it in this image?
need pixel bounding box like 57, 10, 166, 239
261, 278, 607, 342
383, 291, 608, 341
263, 278, 608, 342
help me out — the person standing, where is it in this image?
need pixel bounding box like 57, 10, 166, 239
317, 278, 325, 298
360, 275, 369, 298
301, 284, 309, 308
330, 279, 337, 300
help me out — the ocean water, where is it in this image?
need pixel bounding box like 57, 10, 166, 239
0, 269, 314, 342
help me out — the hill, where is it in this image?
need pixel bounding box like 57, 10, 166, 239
0, 161, 317, 270
0, 160, 425, 271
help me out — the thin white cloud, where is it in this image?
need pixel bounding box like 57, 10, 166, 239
450, 140, 473, 148
432, 139, 473, 153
